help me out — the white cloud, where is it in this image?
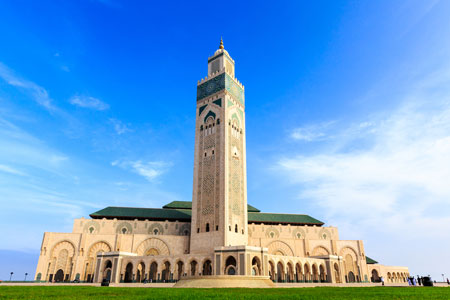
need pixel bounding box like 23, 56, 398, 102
112, 160, 171, 182
69, 95, 109, 111
290, 121, 336, 141
0, 62, 55, 111
0, 164, 26, 176
109, 118, 131, 135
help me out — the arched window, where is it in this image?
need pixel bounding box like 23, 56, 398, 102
235, 224, 238, 233
206, 223, 210, 232
229, 226, 231, 231
153, 229, 159, 235
121, 228, 127, 234
216, 225, 219, 231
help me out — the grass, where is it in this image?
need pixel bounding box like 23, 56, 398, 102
0, 286, 449, 300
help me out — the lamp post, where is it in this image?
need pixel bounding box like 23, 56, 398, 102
10, 272, 13, 281
442, 274, 445, 283
24, 273, 28, 281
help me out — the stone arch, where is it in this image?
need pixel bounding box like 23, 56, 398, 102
149, 261, 158, 281
83, 220, 100, 234
136, 261, 145, 282
311, 246, 330, 256
295, 262, 303, 282
276, 261, 285, 282
225, 255, 237, 275
339, 246, 359, 260
161, 261, 171, 282
319, 264, 327, 282
312, 263, 319, 282
304, 262, 311, 281
49, 240, 76, 282
286, 261, 294, 282
116, 222, 133, 234
102, 260, 113, 282
175, 259, 184, 280
84, 241, 112, 281
268, 260, 276, 281
266, 240, 294, 256
265, 227, 280, 239
189, 259, 198, 276
251, 256, 262, 276
334, 262, 341, 283
202, 259, 212, 276
124, 262, 133, 283
148, 223, 164, 235
371, 269, 380, 282
292, 227, 306, 239
135, 238, 170, 256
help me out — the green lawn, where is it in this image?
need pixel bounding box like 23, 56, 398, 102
0, 286, 449, 300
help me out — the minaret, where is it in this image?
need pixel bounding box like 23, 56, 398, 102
190, 40, 248, 254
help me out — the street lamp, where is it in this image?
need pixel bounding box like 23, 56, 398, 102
442, 274, 445, 283
24, 273, 28, 281
10, 272, 13, 281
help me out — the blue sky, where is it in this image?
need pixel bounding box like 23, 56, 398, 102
1, 0, 450, 281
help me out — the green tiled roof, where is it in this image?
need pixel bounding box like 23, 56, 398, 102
90, 207, 192, 221
163, 201, 261, 212
366, 256, 378, 264
248, 212, 323, 225
90, 201, 323, 226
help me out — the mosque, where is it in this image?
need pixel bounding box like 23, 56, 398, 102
34, 40, 409, 286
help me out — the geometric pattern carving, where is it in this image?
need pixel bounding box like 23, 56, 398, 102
88, 241, 111, 257
318, 228, 331, 240
265, 227, 280, 239
83, 220, 100, 234
266, 240, 294, 256
115, 222, 133, 234
51, 241, 75, 258
148, 223, 164, 235
292, 227, 306, 239
135, 238, 170, 256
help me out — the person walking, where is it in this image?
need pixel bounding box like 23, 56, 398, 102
380, 276, 384, 286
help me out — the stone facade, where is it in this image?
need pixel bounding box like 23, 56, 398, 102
34, 40, 409, 284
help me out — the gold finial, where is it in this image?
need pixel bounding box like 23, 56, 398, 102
219, 37, 224, 49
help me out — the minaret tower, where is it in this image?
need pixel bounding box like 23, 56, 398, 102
190, 39, 248, 254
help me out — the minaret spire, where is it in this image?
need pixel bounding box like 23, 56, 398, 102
219, 37, 224, 49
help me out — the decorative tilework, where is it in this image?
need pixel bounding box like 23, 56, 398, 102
199, 104, 207, 116
197, 73, 244, 105
213, 98, 222, 107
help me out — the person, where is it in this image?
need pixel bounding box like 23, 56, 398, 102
380, 276, 384, 286
407, 277, 411, 286
417, 275, 421, 286
447, 278, 449, 285
412, 277, 416, 286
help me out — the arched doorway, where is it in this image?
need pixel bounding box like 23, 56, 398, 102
319, 264, 327, 282
225, 256, 237, 275
149, 262, 158, 282
304, 264, 311, 282
334, 263, 341, 283
269, 261, 275, 281
251, 256, 261, 276
287, 263, 294, 282
202, 260, 212, 275
277, 262, 284, 282
54, 269, 64, 282
103, 260, 112, 282
371, 269, 380, 282
312, 264, 319, 282
161, 261, 170, 282
295, 263, 303, 282
124, 263, 133, 283
136, 262, 145, 283
176, 261, 184, 280
190, 260, 198, 276
348, 271, 356, 283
